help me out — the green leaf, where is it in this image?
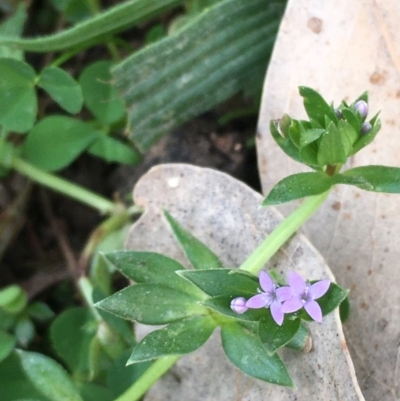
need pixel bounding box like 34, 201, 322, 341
96, 284, 206, 325
0, 4, 27, 60
259, 315, 300, 354
38, 66, 83, 114
0, 285, 28, 314
285, 323, 310, 351
114, 0, 283, 151
0, 0, 185, 52
50, 307, 96, 378
23, 116, 98, 171
78, 383, 113, 401
262, 172, 332, 206
299, 141, 319, 167
164, 211, 224, 270
335, 166, 400, 193
337, 119, 358, 156
178, 268, 259, 297
0, 330, 16, 362
339, 296, 350, 323
15, 318, 35, 347
79, 61, 125, 125
341, 108, 361, 134
299, 128, 325, 147
128, 315, 216, 363
0, 58, 36, 132
350, 112, 381, 155
299, 86, 337, 127
104, 251, 202, 297
317, 121, 347, 166
0, 352, 50, 401
51, 0, 92, 23
270, 120, 301, 163
203, 295, 265, 322
88, 135, 141, 165
221, 322, 293, 386
27, 302, 55, 322
107, 350, 152, 397
16, 350, 84, 401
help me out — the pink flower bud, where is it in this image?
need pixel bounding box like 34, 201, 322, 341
354, 100, 368, 118
230, 297, 248, 314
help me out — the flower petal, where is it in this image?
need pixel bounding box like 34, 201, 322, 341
246, 293, 269, 309
270, 300, 284, 326
305, 300, 323, 322
276, 286, 292, 302
281, 297, 303, 313
230, 297, 248, 314
259, 271, 273, 292
288, 272, 306, 295
309, 279, 330, 300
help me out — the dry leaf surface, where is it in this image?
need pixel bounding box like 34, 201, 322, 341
257, 1, 400, 399
126, 164, 363, 400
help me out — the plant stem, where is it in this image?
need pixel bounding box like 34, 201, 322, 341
11, 157, 116, 214
114, 356, 181, 401
239, 191, 330, 274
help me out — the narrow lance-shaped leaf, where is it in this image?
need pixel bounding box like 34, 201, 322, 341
164, 211, 224, 270
299, 86, 338, 127
269, 119, 302, 163
334, 166, 400, 193
262, 172, 333, 206
317, 121, 347, 166
128, 315, 216, 364
96, 284, 206, 325
103, 251, 204, 297
178, 268, 259, 297
0, 330, 16, 362
221, 322, 294, 386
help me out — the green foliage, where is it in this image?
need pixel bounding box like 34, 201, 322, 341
221, 322, 293, 387
263, 172, 333, 206
0, 350, 84, 401
0, 4, 27, 60
0, 331, 16, 362
38, 66, 83, 114
264, 87, 388, 205
51, 0, 92, 23
0, 285, 28, 314
50, 307, 97, 379
97, 214, 347, 387
23, 116, 98, 171
164, 211, 224, 270
79, 61, 125, 125
0, 58, 37, 132
178, 268, 259, 297
128, 315, 216, 363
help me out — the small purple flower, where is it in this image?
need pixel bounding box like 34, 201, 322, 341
361, 121, 372, 134
230, 297, 248, 314
245, 271, 292, 326
354, 100, 368, 118
281, 272, 330, 323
